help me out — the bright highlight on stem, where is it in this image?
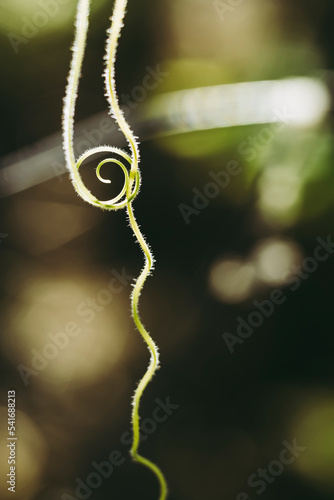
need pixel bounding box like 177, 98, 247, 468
62, 1, 167, 498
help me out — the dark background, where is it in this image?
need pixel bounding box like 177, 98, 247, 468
1, 1, 334, 499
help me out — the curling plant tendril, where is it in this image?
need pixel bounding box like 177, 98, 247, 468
62, 0, 167, 498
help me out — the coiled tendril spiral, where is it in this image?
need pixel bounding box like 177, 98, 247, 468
62, 0, 167, 499
75, 146, 140, 209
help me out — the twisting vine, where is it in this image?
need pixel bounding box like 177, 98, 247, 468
62, 0, 167, 498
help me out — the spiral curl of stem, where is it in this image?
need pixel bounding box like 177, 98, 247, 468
62, 1, 167, 498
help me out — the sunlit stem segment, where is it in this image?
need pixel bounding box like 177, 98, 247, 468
104, 0, 139, 193
127, 202, 167, 500
62, 0, 167, 498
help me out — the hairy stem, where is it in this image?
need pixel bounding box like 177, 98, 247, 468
127, 202, 167, 500
62, 0, 167, 498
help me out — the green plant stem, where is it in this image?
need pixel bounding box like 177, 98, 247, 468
127, 201, 167, 500
62, 0, 168, 498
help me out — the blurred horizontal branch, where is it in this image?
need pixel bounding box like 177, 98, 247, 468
0, 76, 331, 198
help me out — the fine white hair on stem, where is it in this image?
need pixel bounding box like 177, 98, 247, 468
104, 0, 140, 193
62, 1, 167, 499
63, 0, 90, 175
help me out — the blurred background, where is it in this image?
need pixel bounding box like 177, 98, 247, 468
1, 0, 334, 499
